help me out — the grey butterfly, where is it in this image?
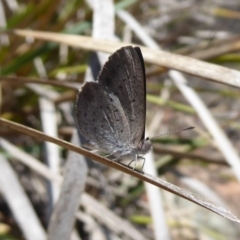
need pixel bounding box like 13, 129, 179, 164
75, 46, 151, 164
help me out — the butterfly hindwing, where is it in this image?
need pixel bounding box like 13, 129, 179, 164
75, 82, 131, 153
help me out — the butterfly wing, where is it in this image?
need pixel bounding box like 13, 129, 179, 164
98, 46, 146, 147
75, 82, 131, 153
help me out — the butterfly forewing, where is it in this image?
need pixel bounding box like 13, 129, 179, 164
98, 47, 146, 146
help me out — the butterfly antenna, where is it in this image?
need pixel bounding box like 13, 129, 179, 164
150, 127, 194, 140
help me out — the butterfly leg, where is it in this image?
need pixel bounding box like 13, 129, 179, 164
104, 152, 121, 163
128, 159, 134, 168
134, 154, 137, 170
104, 153, 114, 158
127, 155, 138, 171
138, 156, 145, 173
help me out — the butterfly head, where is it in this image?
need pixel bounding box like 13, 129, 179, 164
137, 137, 152, 156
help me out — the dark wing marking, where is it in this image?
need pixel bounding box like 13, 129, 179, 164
75, 82, 130, 153
134, 47, 146, 141
98, 46, 146, 146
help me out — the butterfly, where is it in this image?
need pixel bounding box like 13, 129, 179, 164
75, 46, 151, 166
